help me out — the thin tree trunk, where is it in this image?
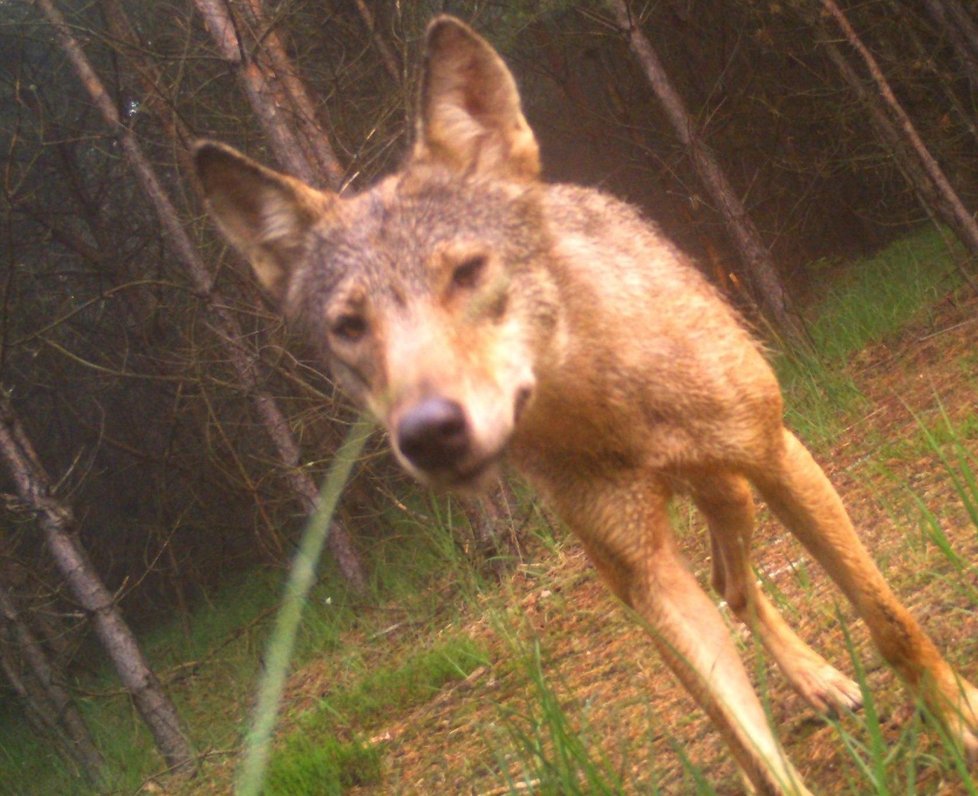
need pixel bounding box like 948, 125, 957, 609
37, 0, 366, 590
941, 0, 978, 69
193, 0, 312, 184
353, 0, 401, 83
99, 0, 196, 176
237, 0, 347, 188
193, 0, 343, 189
822, 0, 978, 262
0, 636, 57, 739
607, 0, 806, 343
922, 0, 978, 91
891, 0, 978, 146
465, 478, 521, 572
819, 35, 978, 292
0, 583, 103, 783
0, 394, 194, 773
944, 0, 978, 57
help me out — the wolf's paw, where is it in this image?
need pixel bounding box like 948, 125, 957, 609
773, 646, 862, 716
945, 711, 978, 765
929, 673, 978, 764
792, 662, 863, 716
954, 688, 978, 765
964, 727, 978, 765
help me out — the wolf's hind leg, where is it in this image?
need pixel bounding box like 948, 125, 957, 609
692, 473, 862, 715
566, 479, 811, 796
753, 427, 978, 761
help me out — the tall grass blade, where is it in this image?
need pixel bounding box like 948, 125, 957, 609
832, 608, 890, 795
235, 416, 373, 796
497, 640, 624, 794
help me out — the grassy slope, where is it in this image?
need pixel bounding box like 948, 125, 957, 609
4, 225, 978, 795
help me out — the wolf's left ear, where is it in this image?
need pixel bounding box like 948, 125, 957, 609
193, 141, 333, 302
412, 16, 540, 182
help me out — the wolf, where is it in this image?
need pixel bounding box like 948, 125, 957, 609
193, 15, 978, 795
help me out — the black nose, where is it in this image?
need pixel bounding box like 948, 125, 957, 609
396, 397, 470, 472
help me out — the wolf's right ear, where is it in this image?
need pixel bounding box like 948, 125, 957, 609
193, 141, 332, 301
412, 16, 540, 182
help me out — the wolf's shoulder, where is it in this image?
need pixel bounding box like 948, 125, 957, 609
539, 182, 703, 290
541, 182, 663, 235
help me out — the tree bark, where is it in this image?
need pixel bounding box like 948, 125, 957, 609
922, 0, 978, 92
0, 393, 193, 773
819, 35, 976, 289
607, 0, 806, 344
353, 0, 401, 83
821, 0, 978, 263
0, 583, 104, 783
238, 0, 348, 187
193, 0, 344, 190
945, 0, 978, 60
890, 0, 978, 147
465, 479, 521, 572
38, 0, 366, 590
99, 0, 197, 176
0, 637, 58, 740
933, 0, 978, 80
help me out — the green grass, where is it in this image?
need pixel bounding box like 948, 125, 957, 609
824, 611, 977, 796
264, 634, 488, 795
904, 403, 978, 605
302, 634, 489, 731
265, 734, 382, 795
916, 405, 978, 532
0, 479, 502, 795
492, 639, 626, 795
776, 225, 962, 443
0, 570, 291, 794
801, 226, 959, 363
775, 349, 866, 445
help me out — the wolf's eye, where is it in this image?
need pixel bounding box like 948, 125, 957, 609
330, 314, 368, 342
451, 255, 487, 289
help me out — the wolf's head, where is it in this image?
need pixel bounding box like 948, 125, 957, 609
194, 17, 561, 490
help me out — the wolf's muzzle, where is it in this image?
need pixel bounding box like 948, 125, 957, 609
396, 396, 471, 473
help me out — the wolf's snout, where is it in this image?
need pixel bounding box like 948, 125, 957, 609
396, 397, 470, 471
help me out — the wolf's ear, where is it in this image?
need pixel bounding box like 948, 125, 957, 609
412, 16, 540, 182
193, 141, 332, 301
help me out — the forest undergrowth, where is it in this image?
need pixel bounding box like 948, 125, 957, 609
4, 225, 978, 795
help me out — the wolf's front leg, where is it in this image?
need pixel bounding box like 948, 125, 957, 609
752, 428, 978, 761
554, 476, 811, 796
